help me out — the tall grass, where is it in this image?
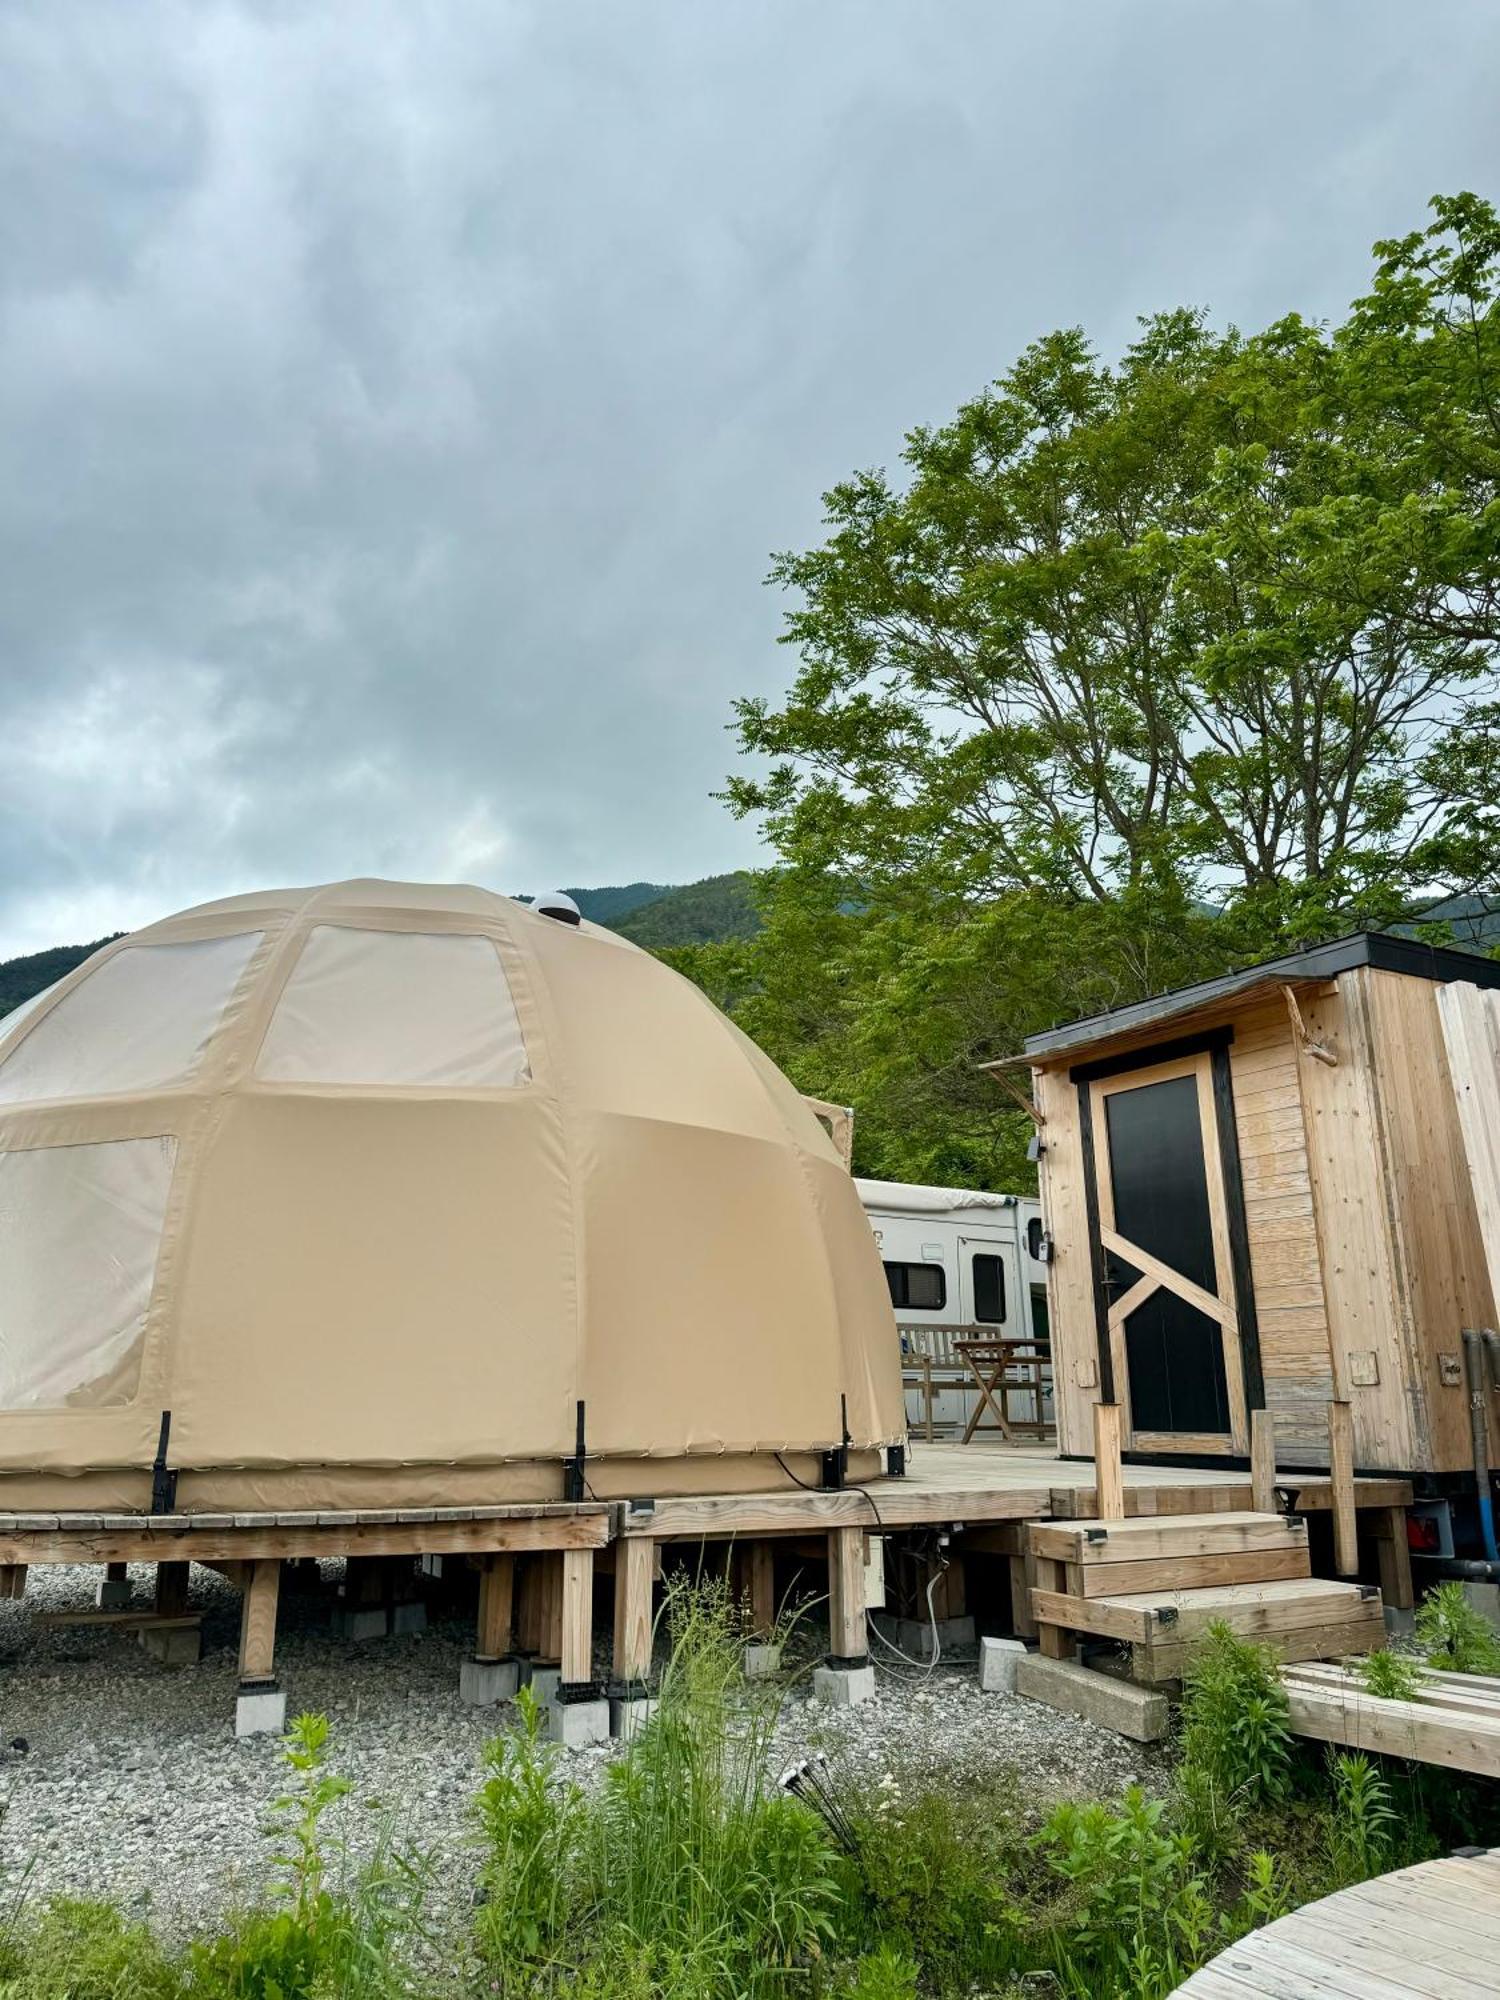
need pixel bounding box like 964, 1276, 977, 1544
472, 1576, 839, 1998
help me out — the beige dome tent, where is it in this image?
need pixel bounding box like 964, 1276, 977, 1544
0, 880, 904, 1512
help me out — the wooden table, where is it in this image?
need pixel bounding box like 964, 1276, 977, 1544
954, 1335, 1052, 1443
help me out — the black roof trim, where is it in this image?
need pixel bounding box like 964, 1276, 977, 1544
1023, 930, 1500, 1062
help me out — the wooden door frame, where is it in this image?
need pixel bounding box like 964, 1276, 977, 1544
1072, 1028, 1264, 1457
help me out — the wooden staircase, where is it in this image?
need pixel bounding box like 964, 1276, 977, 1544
1027, 1509, 1384, 1681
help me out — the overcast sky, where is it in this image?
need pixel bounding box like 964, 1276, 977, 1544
3, 2, 1498, 956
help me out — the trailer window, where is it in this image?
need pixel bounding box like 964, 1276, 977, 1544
883, 1261, 946, 1311
972, 1253, 1006, 1323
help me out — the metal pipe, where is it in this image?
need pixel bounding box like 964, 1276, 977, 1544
1421, 1556, 1500, 1583
1462, 1328, 1500, 1564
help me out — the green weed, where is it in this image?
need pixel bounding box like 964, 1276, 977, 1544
1353, 1647, 1427, 1702
1178, 1623, 1292, 1805
1415, 1582, 1500, 1676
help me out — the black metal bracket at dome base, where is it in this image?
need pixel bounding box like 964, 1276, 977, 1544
820, 1393, 852, 1490
151, 1410, 178, 1515
563, 1399, 587, 1504
886, 1444, 907, 1479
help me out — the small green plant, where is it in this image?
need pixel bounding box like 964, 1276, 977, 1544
1354, 1647, 1427, 1702
1178, 1624, 1292, 1805
1415, 1582, 1500, 1676
1324, 1752, 1397, 1887
849, 1782, 1023, 1991
844, 1940, 920, 1999
1, 1898, 179, 2000
472, 1684, 585, 1987
1237, 1849, 1292, 1930
188, 1712, 431, 2000
1035, 1787, 1203, 1996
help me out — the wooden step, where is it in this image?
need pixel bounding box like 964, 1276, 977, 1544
1070, 1546, 1311, 1596
1030, 1510, 1308, 1566
1031, 1575, 1380, 1647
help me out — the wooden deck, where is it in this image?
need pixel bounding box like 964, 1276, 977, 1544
1176, 1847, 1500, 1997
0, 1440, 1415, 1730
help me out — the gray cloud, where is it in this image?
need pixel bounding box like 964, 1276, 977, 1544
3, 0, 1498, 953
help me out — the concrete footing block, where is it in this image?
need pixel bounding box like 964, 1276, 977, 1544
391, 1601, 428, 1636
524, 1663, 562, 1705
743, 1642, 783, 1681
235, 1684, 287, 1739
140, 1624, 202, 1666
1463, 1581, 1500, 1632
1015, 1652, 1169, 1742
609, 1694, 659, 1741
547, 1696, 610, 1748
96, 1577, 132, 1610
978, 1635, 1027, 1694
812, 1662, 876, 1707
1383, 1605, 1416, 1641
874, 1613, 976, 1660
459, 1656, 520, 1707
333, 1606, 390, 1641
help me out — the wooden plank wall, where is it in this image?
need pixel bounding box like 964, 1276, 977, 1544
1033, 1063, 1099, 1456
1226, 1000, 1336, 1464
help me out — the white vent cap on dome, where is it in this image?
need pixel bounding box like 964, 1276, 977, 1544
535, 891, 582, 926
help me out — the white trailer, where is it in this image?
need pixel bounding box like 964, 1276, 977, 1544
855, 1177, 1052, 1439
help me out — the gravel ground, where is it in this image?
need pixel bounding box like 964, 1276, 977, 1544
0, 1562, 1168, 1948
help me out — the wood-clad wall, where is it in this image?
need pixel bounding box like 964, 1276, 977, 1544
1034, 966, 1491, 1475
1033, 1061, 1098, 1456
1224, 1001, 1335, 1465
1302, 969, 1491, 1474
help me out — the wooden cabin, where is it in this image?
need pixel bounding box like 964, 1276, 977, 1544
1021, 933, 1500, 1479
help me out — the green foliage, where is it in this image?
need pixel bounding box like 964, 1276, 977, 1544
1324, 1753, 1398, 1888
1033, 1787, 1205, 1998
1354, 1647, 1429, 1702
1178, 1623, 1293, 1806
186, 1712, 431, 2000
472, 1685, 585, 1985
1415, 1581, 1500, 1675
473, 1582, 837, 1998
0, 1898, 179, 2000
841, 1941, 920, 2000
673, 191, 1500, 1185
848, 1783, 1024, 1991
612, 873, 761, 948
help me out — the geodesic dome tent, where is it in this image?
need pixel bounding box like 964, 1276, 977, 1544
0, 880, 905, 1512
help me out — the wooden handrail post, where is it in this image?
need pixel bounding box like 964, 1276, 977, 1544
1329, 1400, 1358, 1577
1093, 1401, 1125, 1520
1250, 1407, 1277, 1514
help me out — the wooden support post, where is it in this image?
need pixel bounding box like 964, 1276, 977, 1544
1010, 1545, 1038, 1640
827, 1526, 867, 1661
344, 1556, 387, 1606
516, 1554, 544, 1655
538, 1551, 564, 1664
1329, 1400, 1358, 1578
560, 1547, 594, 1685
612, 1535, 655, 1683
1093, 1401, 1125, 1521
238, 1558, 281, 1685
1250, 1407, 1277, 1515
1032, 1553, 1073, 1659
1374, 1505, 1415, 1611
475, 1553, 514, 1661
155, 1561, 190, 1618
746, 1541, 775, 1638
106, 1562, 128, 1585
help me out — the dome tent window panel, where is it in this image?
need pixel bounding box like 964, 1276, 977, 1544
0, 1137, 176, 1410
255, 927, 530, 1088
0, 934, 263, 1104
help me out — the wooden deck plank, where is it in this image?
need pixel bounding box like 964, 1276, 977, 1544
1177, 1851, 1500, 1997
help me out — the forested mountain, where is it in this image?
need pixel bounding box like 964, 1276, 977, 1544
0, 938, 117, 1017
0, 877, 759, 1018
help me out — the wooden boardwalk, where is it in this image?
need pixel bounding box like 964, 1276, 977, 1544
1177, 1848, 1500, 1998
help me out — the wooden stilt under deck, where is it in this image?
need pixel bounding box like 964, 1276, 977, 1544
560, 1547, 594, 1686
827, 1526, 867, 1663
475, 1553, 514, 1662
238, 1558, 281, 1686
154, 1561, 190, 1618
612, 1534, 654, 1684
